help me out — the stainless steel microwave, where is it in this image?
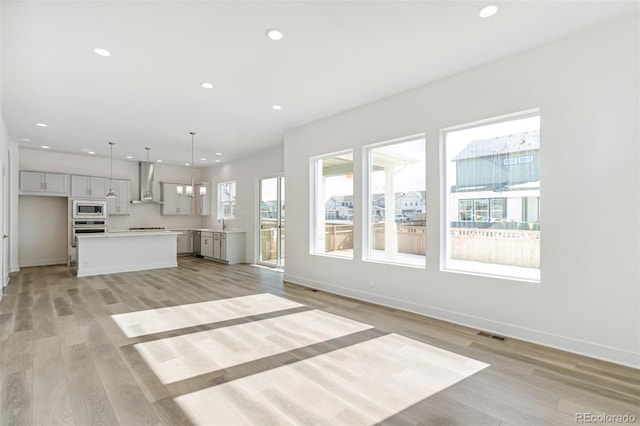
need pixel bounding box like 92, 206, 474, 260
72, 200, 107, 219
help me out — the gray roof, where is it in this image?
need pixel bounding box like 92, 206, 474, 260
453, 130, 540, 161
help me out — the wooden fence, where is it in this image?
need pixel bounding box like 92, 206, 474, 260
324, 224, 354, 252
372, 224, 426, 255
260, 225, 284, 263
449, 228, 540, 268
263, 223, 539, 268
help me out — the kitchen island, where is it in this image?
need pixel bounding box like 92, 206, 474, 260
76, 231, 179, 277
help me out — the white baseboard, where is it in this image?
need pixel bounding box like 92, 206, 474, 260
283, 273, 640, 369
19, 259, 67, 268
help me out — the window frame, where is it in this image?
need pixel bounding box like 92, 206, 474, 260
309, 150, 355, 259
440, 108, 541, 283
218, 181, 236, 219
363, 134, 426, 268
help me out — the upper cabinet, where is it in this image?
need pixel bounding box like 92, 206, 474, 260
195, 182, 212, 216
107, 179, 131, 215
161, 182, 193, 215
71, 175, 107, 199
19, 171, 69, 196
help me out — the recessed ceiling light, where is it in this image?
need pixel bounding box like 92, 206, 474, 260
200, 157, 207, 161
479, 4, 499, 18
185, 162, 190, 166
21, 138, 31, 142
126, 155, 133, 159
200, 82, 214, 89
266, 28, 284, 41
215, 159, 221, 163
272, 105, 282, 110
215, 152, 222, 156
157, 159, 163, 163
36, 123, 47, 127
41, 145, 49, 149
88, 151, 96, 155
94, 48, 111, 57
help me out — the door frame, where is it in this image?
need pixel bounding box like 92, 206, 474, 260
256, 174, 284, 269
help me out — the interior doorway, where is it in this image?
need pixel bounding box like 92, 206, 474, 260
258, 176, 284, 269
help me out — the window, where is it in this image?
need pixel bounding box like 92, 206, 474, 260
311, 151, 353, 258
443, 111, 540, 281
365, 136, 426, 267
218, 181, 236, 219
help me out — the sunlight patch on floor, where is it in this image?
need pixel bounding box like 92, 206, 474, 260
175, 333, 489, 425
111, 293, 303, 337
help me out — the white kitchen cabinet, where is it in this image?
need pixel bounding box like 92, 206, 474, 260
107, 179, 131, 215
195, 183, 212, 216
177, 231, 193, 254
71, 175, 107, 198
213, 232, 221, 259
161, 182, 193, 215
201, 232, 214, 257
203, 231, 244, 264
19, 171, 69, 195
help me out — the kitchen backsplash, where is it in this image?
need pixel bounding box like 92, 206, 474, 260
108, 203, 202, 231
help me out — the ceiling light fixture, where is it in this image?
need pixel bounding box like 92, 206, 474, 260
21, 138, 31, 142
272, 105, 282, 110
36, 123, 47, 127
126, 155, 133, 159
143, 147, 153, 200
106, 142, 117, 198
157, 160, 163, 163
88, 151, 96, 155
41, 145, 49, 149
201, 157, 207, 161
479, 4, 499, 18
94, 48, 111, 57
215, 152, 222, 156
266, 28, 284, 41
215, 159, 221, 163
200, 82, 214, 89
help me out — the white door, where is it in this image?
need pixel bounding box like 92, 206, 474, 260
2, 151, 10, 288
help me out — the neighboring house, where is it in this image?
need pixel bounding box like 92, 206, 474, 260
260, 200, 278, 219
450, 130, 540, 228
325, 195, 354, 220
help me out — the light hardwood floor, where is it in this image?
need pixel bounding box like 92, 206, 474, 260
1, 257, 639, 425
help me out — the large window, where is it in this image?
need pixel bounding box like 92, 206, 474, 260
365, 136, 426, 267
218, 181, 236, 219
443, 111, 540, 281
311, 151, 353, 258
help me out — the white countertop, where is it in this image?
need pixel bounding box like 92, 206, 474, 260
79, 231, 180, 238
195, 229, 245, 234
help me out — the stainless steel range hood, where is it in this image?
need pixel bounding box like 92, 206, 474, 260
131, 161, 161, 204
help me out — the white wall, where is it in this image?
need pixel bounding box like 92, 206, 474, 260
283, 16, 639, 367
201, 146, 284, 263
18, 195, 67, 266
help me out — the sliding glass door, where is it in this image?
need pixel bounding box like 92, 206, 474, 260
259, 176, 285, 268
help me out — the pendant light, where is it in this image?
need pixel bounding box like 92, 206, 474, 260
106, 142, 117, 198
180, 132, 196, 197
143, 147, 153, 200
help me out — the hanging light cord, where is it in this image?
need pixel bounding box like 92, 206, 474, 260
190, 132, 196, 197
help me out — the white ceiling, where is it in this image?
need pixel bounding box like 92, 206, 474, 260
2, 1, 637, 167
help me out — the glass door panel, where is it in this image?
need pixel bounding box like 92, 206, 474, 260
259, 177, 284, 268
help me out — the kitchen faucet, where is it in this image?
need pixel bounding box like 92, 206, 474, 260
219, 217, 225, 230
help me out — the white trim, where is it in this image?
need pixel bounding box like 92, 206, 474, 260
440, 109, 541, 281
283, 273, 640, 369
